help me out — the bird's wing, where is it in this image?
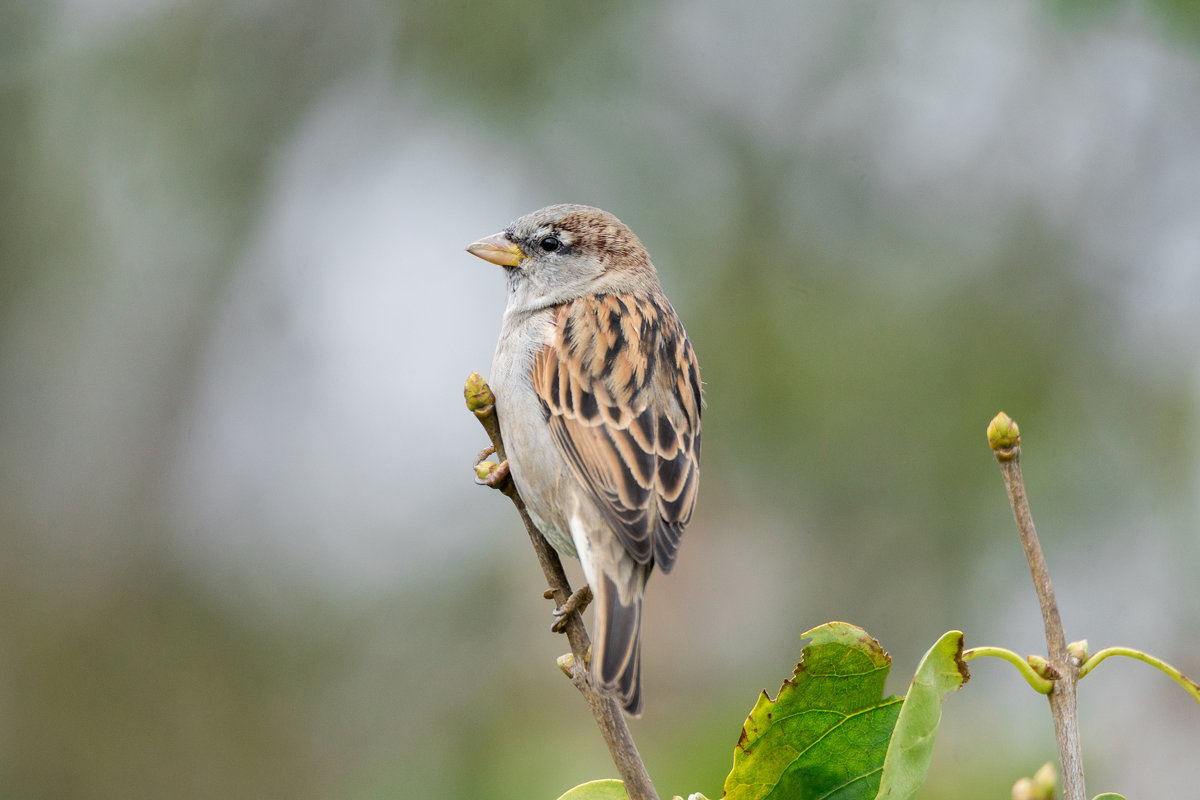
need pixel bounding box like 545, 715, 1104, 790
531, 293, 702, 572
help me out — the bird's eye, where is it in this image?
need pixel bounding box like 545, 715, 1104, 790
539, 235, 561, 253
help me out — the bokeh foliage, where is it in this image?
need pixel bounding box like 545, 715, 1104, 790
1, 1, 1198, 799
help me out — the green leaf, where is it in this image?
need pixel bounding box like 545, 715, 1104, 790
875, 631, 969, 799
1092, 795, 1126, 800
555, 779, 629, 800
723, 622, 903, 800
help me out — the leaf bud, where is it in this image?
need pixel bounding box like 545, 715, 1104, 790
464, 372, 495, 411
987, 411, 1021, 455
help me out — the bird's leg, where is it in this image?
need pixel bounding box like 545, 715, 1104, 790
547, 584, 593, 633
473, 445, 512, 490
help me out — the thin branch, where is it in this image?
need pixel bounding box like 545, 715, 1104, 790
467, 374, 659, 800
988, 412, 1085, 800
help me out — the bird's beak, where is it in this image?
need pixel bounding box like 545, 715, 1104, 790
466, 232, 524, 267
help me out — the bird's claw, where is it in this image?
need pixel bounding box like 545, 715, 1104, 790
549, 585, 593, 632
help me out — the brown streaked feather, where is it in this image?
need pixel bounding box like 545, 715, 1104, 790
532, 294, 702, 574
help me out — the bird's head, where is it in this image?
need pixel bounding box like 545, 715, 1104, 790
467, 204, 657, 313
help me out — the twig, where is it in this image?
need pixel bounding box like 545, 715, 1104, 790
988, 413, 1085, 800
466, 373, 660, 800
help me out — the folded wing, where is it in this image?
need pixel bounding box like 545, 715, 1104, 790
531, 293, 702, 574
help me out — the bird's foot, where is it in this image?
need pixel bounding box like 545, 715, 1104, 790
473, 446, 511, 490
547, 584, 593, 633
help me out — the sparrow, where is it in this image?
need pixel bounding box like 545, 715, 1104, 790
467, 204, 702, 715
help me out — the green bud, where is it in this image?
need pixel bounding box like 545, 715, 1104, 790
1026, 655, 1060, 682
1067, 639, 1089, 663
1031, 763, 1056, 799
987, 411, 1021, 453
1011, 777, 1034, 800
1012, 764, 1055, 800
557, 652, 575, 678
464, 372, 495, 411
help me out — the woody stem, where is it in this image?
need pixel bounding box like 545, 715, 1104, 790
470, 385, 659, 800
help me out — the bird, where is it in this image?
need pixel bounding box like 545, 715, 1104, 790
466, 204, 702, 715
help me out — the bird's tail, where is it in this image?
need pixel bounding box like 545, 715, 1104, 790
593, 571, 646, 716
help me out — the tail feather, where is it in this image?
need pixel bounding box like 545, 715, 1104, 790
616, 633, 642, 715
593, 572, 645, 716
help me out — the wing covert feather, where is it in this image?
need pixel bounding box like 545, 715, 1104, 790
532, 295, 701, 572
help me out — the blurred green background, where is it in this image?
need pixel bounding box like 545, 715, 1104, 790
2, 0, 1199, 797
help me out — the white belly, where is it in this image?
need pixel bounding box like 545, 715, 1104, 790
490, 308, 577, 558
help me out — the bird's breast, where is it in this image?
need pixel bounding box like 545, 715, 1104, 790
490, 309, 577, 557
